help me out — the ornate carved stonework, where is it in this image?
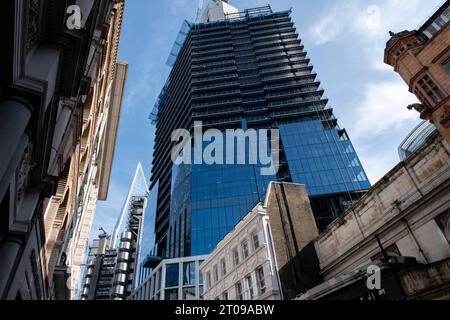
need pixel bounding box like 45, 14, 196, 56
25, 0, 41, 54
438, 105, 450, 128
407, 103, 432, 120
16, 142, 35, 204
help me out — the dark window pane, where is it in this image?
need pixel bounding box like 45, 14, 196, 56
165, 288, 178, 300
165, 264, 179, 288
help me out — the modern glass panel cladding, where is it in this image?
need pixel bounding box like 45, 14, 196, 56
111, 163, 148, 249
149, 3, 370, 258
136, 181, 158, 287
279, 121, 370, 196
398, 121, 437, 160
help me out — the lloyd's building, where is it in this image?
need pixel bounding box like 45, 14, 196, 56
134, 0, 371, 297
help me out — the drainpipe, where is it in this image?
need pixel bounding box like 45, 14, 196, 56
402, 218, 429, 264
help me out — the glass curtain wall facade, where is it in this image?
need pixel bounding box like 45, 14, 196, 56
136, 181, 158, 287
150, 4, 370, 259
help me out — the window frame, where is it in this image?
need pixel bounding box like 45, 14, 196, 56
232, 247, 240, 266
252, 231, 260, 250
220, 257, 227, 276
245, 274, 255, 300
213, 264, 219, 283
206, 271, 212, 289
241, 239, 250, 259
235, 281, 243, 300
256, 266, 266, 295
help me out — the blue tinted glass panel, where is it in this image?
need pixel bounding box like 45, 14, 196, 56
279, 120, 370, 196
165, 264, 179, 288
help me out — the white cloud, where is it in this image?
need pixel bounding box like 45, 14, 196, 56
346, 81, 423, 184
309, 0, 442, 69
365, 5, 382, 31
351, 80, 419, 140
310, 0, 440, 42
308, 1, 362, 45
310, 12, 346, 45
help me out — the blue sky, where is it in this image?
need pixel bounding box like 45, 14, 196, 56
89, 0, 443, 240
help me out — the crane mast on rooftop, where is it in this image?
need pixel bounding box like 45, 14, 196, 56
196, 0, 204, 22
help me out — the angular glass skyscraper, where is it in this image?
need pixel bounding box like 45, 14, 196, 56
148, 1, 370, 259
111, 163, 148, 248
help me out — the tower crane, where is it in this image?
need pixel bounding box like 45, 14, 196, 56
196, 0, 204, 22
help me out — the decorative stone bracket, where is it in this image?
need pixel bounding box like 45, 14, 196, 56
440, 105, 450, 128
407, 103, 432, 120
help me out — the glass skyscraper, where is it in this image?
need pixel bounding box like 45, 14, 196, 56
148, 2, 370, 259
111, 163, 148, 248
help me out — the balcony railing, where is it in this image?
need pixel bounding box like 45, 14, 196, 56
257, 52, 290, 61
192, 81, 239, 92
203, 116, 241, 127
244, 105, 268, 112
192, 106, 243, 118
258, 58, 290, 68
191, 73, 238, 84
192, 66, 237, 76
260, 65, 293, 74
266, 86, 322, 99
262, 70, 314, 82
192, 98, 242, 109
192, 46, 234, 58
241, 88, 265, 95
191, 40, 233, 51
192, 89, 241, 100
191, 53, 234, 63
243, 97, 266, 104
268, 96, 323, 108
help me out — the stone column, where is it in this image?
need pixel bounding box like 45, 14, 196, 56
0, 233, 25, 298
0, 97, 33, 198
0, 97, 33, 298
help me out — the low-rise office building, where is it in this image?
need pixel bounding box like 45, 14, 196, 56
130, 255, 208, 300
201, 182, 322, 300
200, 204, 282, 301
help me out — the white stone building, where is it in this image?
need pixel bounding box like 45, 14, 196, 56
200, 203, 282, 300
200, 181, 322, 301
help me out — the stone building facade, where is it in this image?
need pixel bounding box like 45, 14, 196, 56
201, 204, 283, 301
385, 1, 450, 145
298, 132, 450, 300
0, 0, 126, 300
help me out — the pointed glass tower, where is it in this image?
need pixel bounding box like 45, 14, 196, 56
111, 163, 149, 248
